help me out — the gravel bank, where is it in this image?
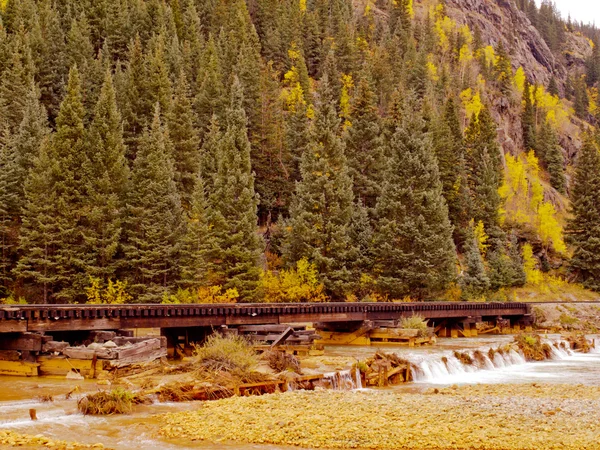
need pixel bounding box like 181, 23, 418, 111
159, 384, 600, 449
0, 430, 108, 449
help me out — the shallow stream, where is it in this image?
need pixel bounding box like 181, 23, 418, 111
0, 334, 598, 449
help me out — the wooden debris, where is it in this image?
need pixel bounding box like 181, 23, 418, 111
360, 351, 413, 387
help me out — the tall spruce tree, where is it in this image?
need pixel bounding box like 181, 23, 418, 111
433, 97, 470, 243
206, 77, 263, 301
538, 119, 566, 194
167, 70, 200, 210
14, 138, 62, 302
344, 75, 385, 211
373, 108, 456, 300
81, 70, 130, 283
464, 106, 504, 243
179, 173, 212, 289
283, 75, 355, 299
566, 134, 600, 291
0, 83, 48, 287
125, 104, 184, 302
17, 67, 88, 302
522, 79, 536, 151
459, 230, 490, 298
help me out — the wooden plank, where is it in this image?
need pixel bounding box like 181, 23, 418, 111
0, 350, 21, 361
0, 321, 28, 333
63, 347, 97, 360
41, 341, 70, 353
0, 333, 43, 351
270, 327, 294, 348
117, 338, 161, 360
0, 360, 39, 377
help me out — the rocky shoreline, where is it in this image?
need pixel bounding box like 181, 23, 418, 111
158, 384, 600, 449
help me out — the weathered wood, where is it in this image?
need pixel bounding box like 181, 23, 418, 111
112, 336, 167, 348
0, 350, 21, 361
0, 333, 43, 351
271, 327, 295, 348
41, 341, 69, 353
111, 347, 167, 367
89, 331, 117, 342
0, 360, 39, 376
117, 338, 161, 360
63, 347, 97, 360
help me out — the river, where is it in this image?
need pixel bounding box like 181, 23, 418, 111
0, 334, 598, 449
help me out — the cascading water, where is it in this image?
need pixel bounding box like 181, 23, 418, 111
410, 338, 573, 384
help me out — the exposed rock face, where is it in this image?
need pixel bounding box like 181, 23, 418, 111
442, 0, 556, 85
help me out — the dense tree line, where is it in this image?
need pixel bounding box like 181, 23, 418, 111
0, 0, 596, 304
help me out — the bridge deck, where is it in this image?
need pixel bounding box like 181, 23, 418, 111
0, 302, 531, 333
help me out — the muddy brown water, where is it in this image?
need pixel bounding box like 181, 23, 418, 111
0, 335, 599, 449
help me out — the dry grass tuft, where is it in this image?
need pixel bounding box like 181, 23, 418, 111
263, 350, 301, 374
514, 334, 552, 361
77, 388, 150, 415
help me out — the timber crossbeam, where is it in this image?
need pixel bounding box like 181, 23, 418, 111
0, 302, 531, 334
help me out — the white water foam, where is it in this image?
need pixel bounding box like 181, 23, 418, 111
410, 339, 574, 385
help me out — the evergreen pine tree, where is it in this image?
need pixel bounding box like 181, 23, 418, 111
459, 231, 490, 298
522, 78, 536, 151
373, 108, 457, 300
344, 75, 385, 211
194, 36, 226, 142
574, 76, 589, 119
565, 134, 600, 291
46, 66, 88, 301
464, 107, 504, 243
81, 70, 130, 283
167, 70, 200, 210
125, 104, 184, 302
283, 75, 355, 299
206, 77, 263, 301
538, 119, 566, 194
0, 36, 34, 134
179, 173, 212, 289
433, 97, 470, 242
547, 75, 559, 97
494, 41, 513, 95
14, 138, 62, 302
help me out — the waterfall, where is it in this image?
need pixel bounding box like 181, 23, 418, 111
411, 338, 574, 384
323, 369, 360, 390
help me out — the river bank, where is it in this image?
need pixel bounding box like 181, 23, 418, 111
0, 335, 598, 449
159, 384, 600, 450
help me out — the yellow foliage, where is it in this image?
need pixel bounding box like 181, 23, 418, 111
459, 45, 473, 64
522, 244, 542, 285
339, 74, 354, 129
460, 88, 483, 121
162, 286, 239, 304
500, 152, 566, 254
589, 87, 598, 114
0, 295, 27, 305
406, 0, 414, 17
537, 203, 567, 254
472, 220, 490, 257
514, 67, 526, 94
481, 45, 497, 68
459, 24, 473, 45
533, 85, 571, 131
261, 258, 328, 303
86, 277, 132, 304
434, 15, 456, 53
426, 59, 439, 82
299, 0, 306, 12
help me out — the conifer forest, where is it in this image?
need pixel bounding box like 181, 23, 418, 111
0, 0, 600, 305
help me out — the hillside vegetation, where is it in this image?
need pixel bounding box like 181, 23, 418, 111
0, 0, 599, 304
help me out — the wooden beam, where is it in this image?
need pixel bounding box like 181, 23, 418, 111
270, 327, 295, 348
0, 333, 43, 351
